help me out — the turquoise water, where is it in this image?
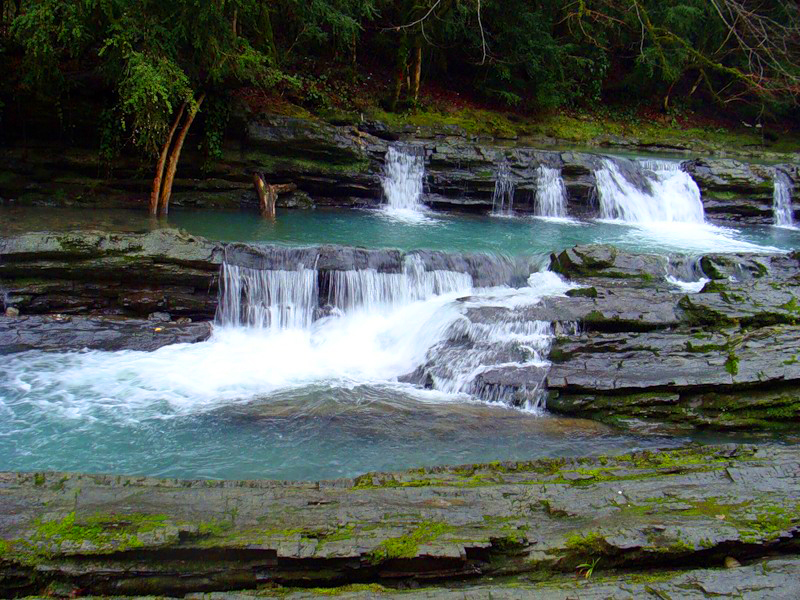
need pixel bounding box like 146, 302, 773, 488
1, 205, 798, 255
1, 205, 798, 481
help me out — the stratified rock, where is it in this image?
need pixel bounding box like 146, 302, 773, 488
1, 445, 798, 596
0, 315, 212, 353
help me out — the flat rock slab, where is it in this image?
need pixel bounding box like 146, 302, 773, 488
0, 315, 212, 353
1, 444, 798, 596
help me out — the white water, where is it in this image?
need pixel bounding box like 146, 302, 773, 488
492, 160, 515, 216
666, 275, 710, 294
535, 166, 568, 218
381, 146, 427, 222
423, 271, 575, 411
595, 158, 705, 224
1, 261, 574, 425
773, 171, 795, 228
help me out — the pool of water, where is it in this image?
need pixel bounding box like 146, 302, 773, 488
1, 204, 798, 481
1, 205, 798, 255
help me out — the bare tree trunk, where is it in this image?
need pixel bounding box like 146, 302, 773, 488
253, 174, 296, 220
158, 93, 206, 216
411, 44, 422, 102
253, 173, 274, 219
149, 103, 186, 216
232, 9, 238, 36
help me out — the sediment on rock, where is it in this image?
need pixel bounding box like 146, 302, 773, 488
1, 444, 798, 597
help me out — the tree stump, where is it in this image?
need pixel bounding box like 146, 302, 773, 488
253, 174, 297, 219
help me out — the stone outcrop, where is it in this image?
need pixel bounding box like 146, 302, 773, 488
542, 245, 800, 431
684, 158, 798, 224
1, 445, 798, 597
0, 229, 522, 322
0, 315, 212, 353
2, 114, 796, 223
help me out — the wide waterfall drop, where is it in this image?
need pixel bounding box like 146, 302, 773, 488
773, 171, 795, 228
595, 157, 705, 223
534, 166, 568, 218
381, 145, 426, 220
492, 160, 515, 216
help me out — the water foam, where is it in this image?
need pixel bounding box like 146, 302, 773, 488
595, 157, 704, 223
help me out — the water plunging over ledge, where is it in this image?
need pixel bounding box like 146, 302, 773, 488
534, 166, 568, 219
773, 170, 795, 229
381, 145, 426, 222
491, 160, 515, 216
595, 157, 705, 224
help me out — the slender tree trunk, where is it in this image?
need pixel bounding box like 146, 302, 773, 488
149, 103, 186, 216
232, 9, 238, 36
159, 93, 206, 216
411, 44, 422, 102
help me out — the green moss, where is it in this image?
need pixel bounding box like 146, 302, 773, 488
31, 512, 171, 555
303, 584, 390, 596
33, 473, 46, 486
367, 521, 455, 563
725, 351, 740, 376
780, 296, 800, 314
566, 287, 598, 299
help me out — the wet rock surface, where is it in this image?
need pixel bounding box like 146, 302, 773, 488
1, 444, 798, 597
539, 245, 800, 431
0, 315, 212, 353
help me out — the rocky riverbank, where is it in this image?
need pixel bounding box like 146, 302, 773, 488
1, 444, 798, 597
1, 114, 797, 225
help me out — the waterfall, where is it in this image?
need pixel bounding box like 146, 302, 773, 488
595, 157, 704, 223
327, 255, 473, 312
381, 146, 425, 217
216, 254, 472, 329
773, 171, 795, 228
418, 271, 575, 411
215, 252, 574, 412
534, 166, 568, 218
216, 263, 320, 330
491, 160, 515, 216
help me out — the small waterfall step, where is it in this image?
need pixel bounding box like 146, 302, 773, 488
773, 170, 795, 228
381, 145, 426, 216
595, 157, 704, 223
535, 166, 568, 218
492, 159, 515, 216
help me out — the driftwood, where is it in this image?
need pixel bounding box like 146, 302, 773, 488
252, 173, 296, 219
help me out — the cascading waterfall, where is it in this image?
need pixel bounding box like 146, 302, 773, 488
491, 159, 515, 216
595, 157, 705, 223
773, 171, 795, 228
416, 271, 575, 411
216, 255, 574, 411
534, 166, 568, 218
381, 146, 425, 217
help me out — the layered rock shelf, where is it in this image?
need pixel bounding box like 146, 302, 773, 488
1, 444, 799, 597
1, 115, 797, 224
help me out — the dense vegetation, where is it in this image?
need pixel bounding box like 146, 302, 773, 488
2, 0, 799, 210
